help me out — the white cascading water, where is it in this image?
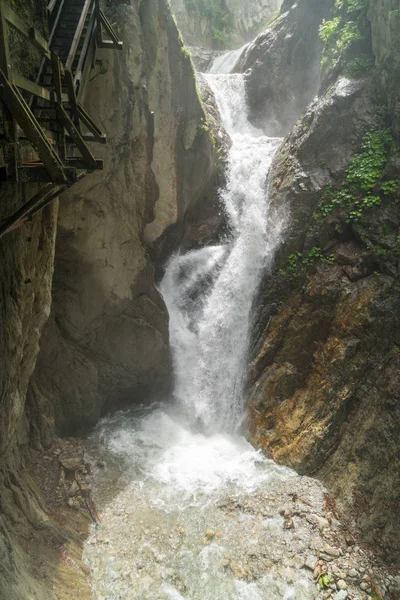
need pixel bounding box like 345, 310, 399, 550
82, 52, 321, 600
160, 59, 282, 433
208, 44, 248, 74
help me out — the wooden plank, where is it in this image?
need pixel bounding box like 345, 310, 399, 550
99, 10, 123, 48
3, 5, 51, 58
56, 103, 98, 169
13, 73, 55, 102
0, 69, 68, 183
65, 0, 93, 71
77, 103, 106, 143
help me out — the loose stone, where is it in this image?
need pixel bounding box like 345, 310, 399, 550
337, 579, 347, 590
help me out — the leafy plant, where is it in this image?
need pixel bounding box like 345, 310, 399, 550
317, 123, 399, 223
319, 0, 371, 72
279, 248, 335, 277
319, 574, 334, 589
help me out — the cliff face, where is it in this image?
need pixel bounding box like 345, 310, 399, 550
247, 0, 400, 565
169, 0, 281, 50
30, 0, 217, 438
240, 0, 334, 135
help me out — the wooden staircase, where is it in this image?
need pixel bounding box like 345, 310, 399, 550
0, 0, 122, 237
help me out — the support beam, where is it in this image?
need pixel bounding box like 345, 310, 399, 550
56, 103, 98, 169
77, 103, 106, 143
0, 183, 55, 238
0, 172, 86, 238
99, 10, 123, 49
0, 68, 68, 183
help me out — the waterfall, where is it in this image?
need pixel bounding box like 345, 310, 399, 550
160, 62, 282, 433
83, 53, 335, 600
208, 44, 248, 74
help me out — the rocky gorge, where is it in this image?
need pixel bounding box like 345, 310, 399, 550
0, 0, 399, 598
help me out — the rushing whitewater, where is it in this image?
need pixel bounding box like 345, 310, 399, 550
160, 67, 282, 432
82, 53, 323, 600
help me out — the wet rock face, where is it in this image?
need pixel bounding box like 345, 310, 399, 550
0, 190, 58, 456
247, 72, 400, 564
31, 0, 217, 436
241, 0, 334, 136
181, 74, 231, 250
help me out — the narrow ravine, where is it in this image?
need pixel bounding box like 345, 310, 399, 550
82, 53, 391, 600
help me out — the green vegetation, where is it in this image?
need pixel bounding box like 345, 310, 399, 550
197, 116, 221, 154
279, 247, 335, 277
183, 0, 233, 46
318, 574, 334, 589
317, 123, 400, 223
319, 0, 372, 75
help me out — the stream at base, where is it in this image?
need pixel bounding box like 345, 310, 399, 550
83, 405, 327, 600
83, 51, 333, 600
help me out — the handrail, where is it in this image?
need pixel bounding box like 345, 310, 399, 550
66, 0, 93, 72
74, 7, 96, 94
31, 0, 66, 109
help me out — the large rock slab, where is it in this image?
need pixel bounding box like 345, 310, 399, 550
31, 0, 216, 436
241, 0, 334, 135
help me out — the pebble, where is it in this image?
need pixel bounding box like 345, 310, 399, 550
359, 582, 369, 591
307, 514, 330, 529
304, 555, 318, 570
205, 528, 215, 540
337, 579, 347, 590
323, 545, 341, 558
348, 568, 358, 578
334, 591, 348, 600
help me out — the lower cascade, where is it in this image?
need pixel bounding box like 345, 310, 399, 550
81, 54, 380, 600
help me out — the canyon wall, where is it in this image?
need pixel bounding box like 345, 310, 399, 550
247, 0, 400, 566
0, 0, 217, 597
